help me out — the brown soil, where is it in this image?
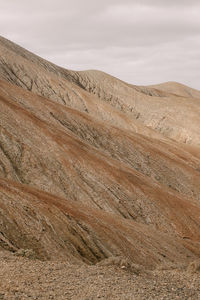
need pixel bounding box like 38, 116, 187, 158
0, 251, 200, 300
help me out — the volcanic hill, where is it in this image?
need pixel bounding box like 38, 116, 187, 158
0, 36, 200, 299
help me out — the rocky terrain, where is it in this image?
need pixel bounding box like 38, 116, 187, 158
0, 35, 200, 299
1, 250, 200, 300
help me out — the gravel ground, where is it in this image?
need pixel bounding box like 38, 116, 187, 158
0, 251, 200, 300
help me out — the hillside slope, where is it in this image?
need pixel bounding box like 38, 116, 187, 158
1, 36, 200, 146
0, 36, 200, 272
65, 69, 200, 146
148, 81, 200, 98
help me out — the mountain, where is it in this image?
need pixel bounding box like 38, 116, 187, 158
0, 35, 200, 283
148, 81, 200, 98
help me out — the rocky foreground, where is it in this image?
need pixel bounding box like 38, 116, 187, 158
0, 251, 200, 300
0, 35, 200, 299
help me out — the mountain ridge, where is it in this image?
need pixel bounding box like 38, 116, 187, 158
1, 35, 200, 146
0, 36, 200, 272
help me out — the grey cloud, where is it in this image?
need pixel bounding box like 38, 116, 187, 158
0, 0, 199, 89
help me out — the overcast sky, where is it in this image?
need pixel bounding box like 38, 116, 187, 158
1, 0, 200, 89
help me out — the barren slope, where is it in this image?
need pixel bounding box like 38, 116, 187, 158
1, 80, 200, 266
66, 69, 200, 146
0, 36, 164, 141
2, 177, 199, 267
148, 81, 200, 98
0, 36, 200, 274
1, 80, 200, 201
1, 35, 200, 147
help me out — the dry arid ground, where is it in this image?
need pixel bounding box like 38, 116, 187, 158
0, 36, 200, 299
1, 251, 200, 299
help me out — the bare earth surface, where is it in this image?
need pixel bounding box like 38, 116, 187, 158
0, 36, 200, 299
1, 250, 200, 300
